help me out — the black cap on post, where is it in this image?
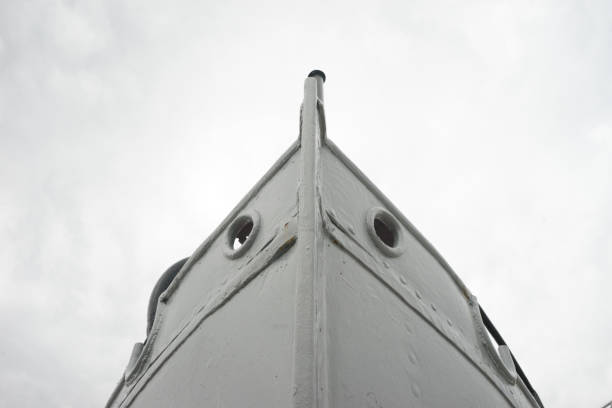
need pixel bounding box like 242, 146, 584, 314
307, 69, 326, 102
308, 69, 326, 82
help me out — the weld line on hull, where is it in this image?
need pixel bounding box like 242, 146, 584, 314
322, 218, 534, 408
324, 139, 472, 301
163, 141, 300, 302
116, 220, 298, 408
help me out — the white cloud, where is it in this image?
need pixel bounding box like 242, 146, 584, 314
1, 0, 611, 406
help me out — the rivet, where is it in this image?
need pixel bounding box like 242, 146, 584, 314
415, 290, 422, 299
431, 303, 437, 311
411, 383, 421, 398
399, 275, 407, 285
409, 352, 417, 364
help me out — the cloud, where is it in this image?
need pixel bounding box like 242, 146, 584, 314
1, 0, 611, 406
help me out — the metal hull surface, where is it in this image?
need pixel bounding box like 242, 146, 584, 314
106, 73, 542, 408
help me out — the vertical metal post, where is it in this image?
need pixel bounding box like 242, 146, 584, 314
293, 71, 325, 408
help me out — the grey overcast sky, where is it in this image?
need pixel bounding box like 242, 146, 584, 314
1, 0, 611, 406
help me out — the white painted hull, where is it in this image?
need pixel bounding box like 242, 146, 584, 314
106, 72, 543, 408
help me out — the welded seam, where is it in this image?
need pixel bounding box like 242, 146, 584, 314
321, 214, 535, 408
313, 197, 329, 407
325, 208, 376, 260
161, 141, 300, 302
117, 219, 298, 408
324, 139, 472, 301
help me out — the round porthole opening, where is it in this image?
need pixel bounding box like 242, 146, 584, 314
374, 216, 397, 248
225, 211, 260, 259
232, 218, 254, 250
366, 207, 404, 257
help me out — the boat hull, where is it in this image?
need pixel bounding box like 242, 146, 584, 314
106, 74, 542, 408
